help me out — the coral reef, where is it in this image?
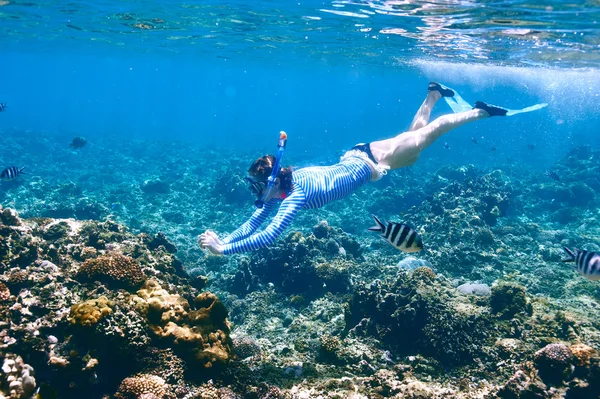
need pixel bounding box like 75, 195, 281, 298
0, 209, 233, 398
68, 296, 114, 327
534, 343, 574, 384
2, 132, 600, 399
490, 282, 533, 319
131, 279, 233, 369
230, 227, 360, 297
345, 268, 495, 366
0, 355, 36, 399
114, 374, 170, 399
75, 253, 146, 290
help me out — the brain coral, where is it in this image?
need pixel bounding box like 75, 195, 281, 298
534, 343, 574, 383
113, 374, 168, 399
76, 254, 146, 290
68, 296, 114, 327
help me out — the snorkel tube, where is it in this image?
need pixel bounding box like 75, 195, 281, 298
255, 131, 287, 208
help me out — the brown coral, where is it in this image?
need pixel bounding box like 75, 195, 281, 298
131, 280, 233, 369
76, 253, 146, 290
131, 279, 190, 325
0, 281, 10, 301
113, 374, 169, 399
68, 296, 114, 327
412, 266, 436, 282
569, 343, 597, 367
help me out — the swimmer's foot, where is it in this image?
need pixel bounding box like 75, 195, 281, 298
474, 101, 508, 117
428, 82, 454, 97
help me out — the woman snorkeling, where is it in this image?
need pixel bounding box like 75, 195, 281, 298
199, 82, 546, 255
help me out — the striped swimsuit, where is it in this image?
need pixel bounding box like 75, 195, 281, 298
222, 157, 373, 255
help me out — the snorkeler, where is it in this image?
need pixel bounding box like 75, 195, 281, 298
199, 82, 547, 255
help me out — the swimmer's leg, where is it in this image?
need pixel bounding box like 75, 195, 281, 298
371, 104, 497, 170
408, 82, 455, 131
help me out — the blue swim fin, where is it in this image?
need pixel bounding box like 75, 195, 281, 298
439, 83, 548, 117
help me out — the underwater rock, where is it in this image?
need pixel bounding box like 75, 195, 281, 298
42, 220, 71, 241
345, 269, 493, 366
141, 179, 170, 195
435, 164, 479, 182
568, 182, 595, 206
457, 282, 491, 296
240, 230, 355, 297
490, 282, 533, 319
148, 232, 177, 254
74, 201, 108, 221
0, 207, 21, 227
396, 256, 432, 270
312, 220, 332, 239
211, 165, 251, 207
0, 354, 36, 399
534, 343, 574, 384
495, 369, 547, 399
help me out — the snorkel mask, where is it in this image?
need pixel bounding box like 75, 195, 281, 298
246, 131, 287, 209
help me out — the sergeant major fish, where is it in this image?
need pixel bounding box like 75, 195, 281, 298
368, 214, 423, 253
562, 247, 600, 281
546, 170, 560, 181
0, 166, 25, 181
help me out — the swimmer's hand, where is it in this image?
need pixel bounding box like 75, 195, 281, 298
198, 230, 224, 255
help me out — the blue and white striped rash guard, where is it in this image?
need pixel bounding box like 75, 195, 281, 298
221, 157, 373, 254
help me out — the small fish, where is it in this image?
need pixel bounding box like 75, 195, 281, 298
0, 103, 7, 112
527, 144, 535, 150
368, 214, 423, 253
562, 247, 600, 281
490, 147, 496, 152
471, 137, 478, 144
444, 142, 450, 149
0, 166, 25, 181
546, 170, 560, 181
70, 136, 87, 149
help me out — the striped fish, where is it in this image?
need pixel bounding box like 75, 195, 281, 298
0, 166, 25, 181
369, 214, 423, 253
546, 170, 560, 181
0, 103, 7, 112
562, 247, 600, 281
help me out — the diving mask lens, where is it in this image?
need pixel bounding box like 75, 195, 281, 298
244, 177, 266, 196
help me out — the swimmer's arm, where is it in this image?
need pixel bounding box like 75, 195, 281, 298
222, 190, 305, 255
222, 199, 277, 244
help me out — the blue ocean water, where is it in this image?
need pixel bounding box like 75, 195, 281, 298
1, 0, 599, 166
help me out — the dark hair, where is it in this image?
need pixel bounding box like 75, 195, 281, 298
248, 155, 293, 191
